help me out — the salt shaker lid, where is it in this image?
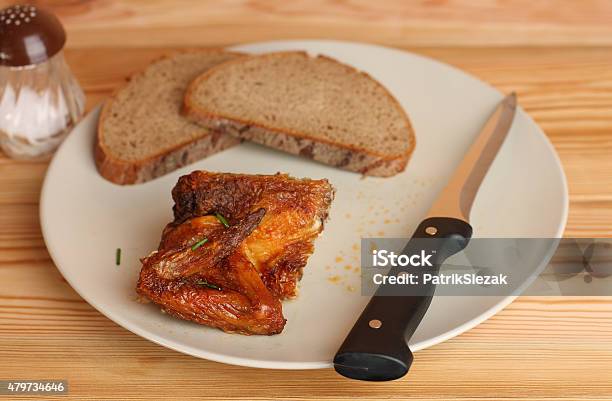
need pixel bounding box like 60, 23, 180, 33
0, 4, 66, 67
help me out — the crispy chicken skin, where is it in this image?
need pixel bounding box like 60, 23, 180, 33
136, 171, 334, 335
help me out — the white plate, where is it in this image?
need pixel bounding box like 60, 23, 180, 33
40, 40, 568, 369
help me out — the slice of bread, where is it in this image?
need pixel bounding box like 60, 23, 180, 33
95, 50, 244, 185
184, 51, 415, 177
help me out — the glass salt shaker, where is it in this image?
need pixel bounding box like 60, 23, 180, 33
0, 4, 85, 159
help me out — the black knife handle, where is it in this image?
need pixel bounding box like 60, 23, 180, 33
333, 217, 472, 381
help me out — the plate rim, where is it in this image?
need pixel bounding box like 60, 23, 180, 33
40, 39, 569, 370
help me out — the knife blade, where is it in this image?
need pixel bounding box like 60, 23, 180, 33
333, 93, 517, 381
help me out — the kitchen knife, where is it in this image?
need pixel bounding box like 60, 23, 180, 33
334, 93, 517, 381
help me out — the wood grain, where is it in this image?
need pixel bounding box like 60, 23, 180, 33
3, 0, 612, 47
1, 1, 612, 399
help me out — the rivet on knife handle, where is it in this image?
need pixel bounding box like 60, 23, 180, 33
333, 217, 472, 381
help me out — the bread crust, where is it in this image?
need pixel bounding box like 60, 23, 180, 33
184, 51, 416, 177
186, 115, 410, 177
95, 49, 244, 185
94, 126, 241, 184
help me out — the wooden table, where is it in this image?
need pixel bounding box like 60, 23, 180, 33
2, 1, 612, 400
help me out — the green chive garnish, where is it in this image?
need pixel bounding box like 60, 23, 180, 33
196, 279, 222, 291
191, 238, 208, 251
215, 212, 230, 228
115, 248, 121, 266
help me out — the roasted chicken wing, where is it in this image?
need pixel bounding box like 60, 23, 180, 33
137, 171, 334, 335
